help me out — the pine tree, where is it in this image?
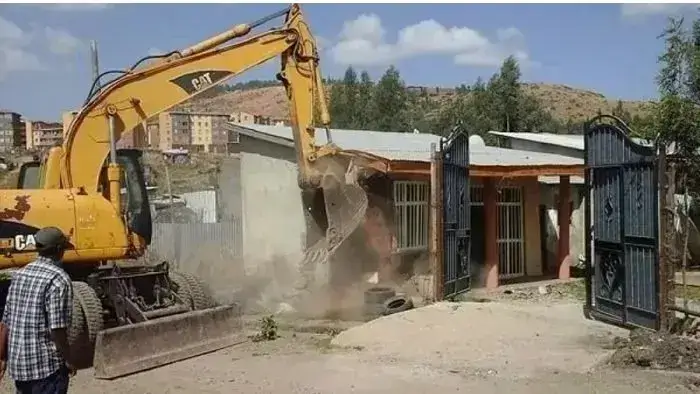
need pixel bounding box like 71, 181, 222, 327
492, 55, 522, 132
372, 66, 409, 132
342, 66, 359, 128
356, 71, 374, 130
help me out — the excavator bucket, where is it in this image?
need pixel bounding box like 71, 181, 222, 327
301, 158, 370, 268
92, 304, 245, 380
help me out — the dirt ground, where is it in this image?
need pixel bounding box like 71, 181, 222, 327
1, 287, 699, 393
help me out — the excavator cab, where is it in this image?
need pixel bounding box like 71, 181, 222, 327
17, 150, 153, 247
103, 149, 153, 246
16, 161, 41, 190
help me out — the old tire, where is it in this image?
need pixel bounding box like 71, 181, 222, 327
171, 271, 215, 310
170, 272, 194, 308
70, 281, 104, 369
363, 302, 387, 320
382, 295, 414, 316
364, 287, 396, 305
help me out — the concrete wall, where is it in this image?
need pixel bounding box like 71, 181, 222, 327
239, 152, 312, 311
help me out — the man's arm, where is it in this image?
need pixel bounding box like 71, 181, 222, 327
46, 276, 73, 365
0, 287, 12, 381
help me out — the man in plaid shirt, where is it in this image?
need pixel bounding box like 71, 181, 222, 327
0, 227, 75, 394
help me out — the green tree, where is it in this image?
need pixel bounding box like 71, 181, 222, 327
355, 71, 375, 130
371, 66, 409, 132
491, 56, 522, 132
328, 75, 349, 128
342, 66, 359, 128
655, 17, 695, 150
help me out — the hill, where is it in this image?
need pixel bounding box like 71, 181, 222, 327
178, 82, 654, 127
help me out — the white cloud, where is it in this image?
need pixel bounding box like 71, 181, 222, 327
621, 3, 698, 18
329, 14, 536, 68
147, 47, 165, 56
43, 4, 113, 12
0, 15, 43, 80
315, 36, 330, 52
44, 26, 82, 55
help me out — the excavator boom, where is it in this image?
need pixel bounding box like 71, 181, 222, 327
61, 4, 334, 193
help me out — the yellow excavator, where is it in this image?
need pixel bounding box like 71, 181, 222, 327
2, 4, 386, 379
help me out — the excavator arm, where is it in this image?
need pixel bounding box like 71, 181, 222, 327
60, 4, 353, 193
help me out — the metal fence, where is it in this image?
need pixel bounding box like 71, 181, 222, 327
147, 219, 243, 270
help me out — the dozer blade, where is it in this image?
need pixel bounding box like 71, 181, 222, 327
93, 304, 245, 380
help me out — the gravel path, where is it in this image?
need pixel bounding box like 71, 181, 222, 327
0, 300, 697, 393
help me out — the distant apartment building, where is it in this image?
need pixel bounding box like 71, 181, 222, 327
25, 120, 63, 150
116, 121, 149, 149
61, 111, 77, 138
156, 111, 231, 153
0, 110, 26, 152
230, 111, 286, 127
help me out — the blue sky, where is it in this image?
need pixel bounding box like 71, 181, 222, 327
0, 3, 696, 120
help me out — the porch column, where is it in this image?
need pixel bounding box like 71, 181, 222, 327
484, 178, 499, 289
558, 175, 571, 280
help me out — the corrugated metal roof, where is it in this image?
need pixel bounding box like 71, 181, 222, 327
489, 131, 660, 152
489, 131, 585, 150
231, 123, 583, 167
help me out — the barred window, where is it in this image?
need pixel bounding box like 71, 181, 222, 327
393, 181, 429, 251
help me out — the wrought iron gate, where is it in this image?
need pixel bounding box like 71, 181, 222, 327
584, 115, 660, 330
441, 123, 471, 298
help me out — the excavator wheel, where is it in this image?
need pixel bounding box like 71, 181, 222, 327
69, 281, 105, 369
170, 271, 216, 310
170, 272, 194, 309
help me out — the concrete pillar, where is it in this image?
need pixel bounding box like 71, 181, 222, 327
484, 178, 499, 289
523, 178, 542, 276
558, 175, 571, 279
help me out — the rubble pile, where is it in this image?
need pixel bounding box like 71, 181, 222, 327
609, 328, 700, 372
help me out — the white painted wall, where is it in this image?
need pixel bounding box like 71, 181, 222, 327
240, 152, 306, 268
239, 152, 312, 312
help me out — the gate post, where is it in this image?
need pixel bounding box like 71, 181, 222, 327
558, 175, 571, 280
658, 147, 675, 331
430, 143, 444, 300
484, 178, 499, 289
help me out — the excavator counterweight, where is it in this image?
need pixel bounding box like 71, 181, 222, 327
2, 4, 386, 379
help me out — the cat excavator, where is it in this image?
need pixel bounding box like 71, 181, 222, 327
2, 4, 387, 379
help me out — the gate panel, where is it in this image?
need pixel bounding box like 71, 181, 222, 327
584, 115, 659, 330
441, 124, 471, 298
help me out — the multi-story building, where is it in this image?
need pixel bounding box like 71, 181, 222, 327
0, 110, 26, 153
230, 111, 287, 127
230, 111, 255, 124
61, 111, 77, 138
156, 111, 231, 153
25, 120, 63, 150
116, 121, 149, 149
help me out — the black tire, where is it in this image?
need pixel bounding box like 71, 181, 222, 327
170, 272, 194, 309
382, 295, 414, 316
67, 295, 85, 348
70, 281, 104, 369
364, 287, 396, 305
171, 271, 215, 310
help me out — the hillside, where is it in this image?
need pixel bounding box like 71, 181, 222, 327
179, 82, 654, 127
